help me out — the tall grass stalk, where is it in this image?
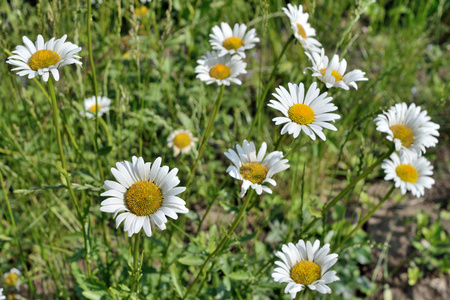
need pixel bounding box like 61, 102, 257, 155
184, 85, 225, 191
333, 184, 396, 252
183, 190, 256, 299
87, 0, 104, 182
248, 35, 295, 139
300, 145, 395, 235
47, 78, 92, 277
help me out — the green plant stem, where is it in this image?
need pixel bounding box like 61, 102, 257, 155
99, 117, 112, 146
295, 288, 306, 299
87, 0, 104, 182
300, 145, 395, 236
247, 35, 295, 139
131, 231, 142, 295
194, 176, 230, 237
48, 78, 92, 277
182, 190, 255, 299
183, 85, 225, 192
272, 133, 286, 151
333, 184, 395, 252
0, 170, 35, 294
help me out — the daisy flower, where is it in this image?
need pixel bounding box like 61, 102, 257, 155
0, 288, 4, 300
195, 51, 247, 86
268, 82, 340, 141
209, 22, 259, 58
282, 3, 322, 53
374, 102, 440, 154
305, 48, 368, 90
81, 96, 111, 119
6, 34, 82, 82
3, 268, 21, 289
100, 156, 188, 237
272, 239, 339, 298
135, 6, 148, 18
167, 129, 198, 157
382, 151, 435, 198
224, 140, 290, 198
140, 0, 152, 3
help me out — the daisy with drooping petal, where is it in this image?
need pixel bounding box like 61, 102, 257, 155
209, 22, 260, 58
3, 268, 21, 289
272, 239, 339, 298
382, 150, 434, 198
195, 51, 247, 86
224, 140, 290, 198
6, 34, 82, 82
268, 82, 340, 141
282, 3, 322, 53
374, 102, 440, 154
305, 48, 368, 90
81, 96, 111, 119
100, 156, 189, 237
167, 129, 198, 157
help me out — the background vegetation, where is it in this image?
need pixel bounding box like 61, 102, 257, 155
0, 0, 449, 299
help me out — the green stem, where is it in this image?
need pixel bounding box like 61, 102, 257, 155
182, 191, 255, 299
131, 232, 142, 295
183, 85, 225, 192
332, 184, 395, 252
195, 176, 230, 237
301, 145, 395, 235
272, 133, 286, 151
87, 0, 104, 182
247, 35, 295, 139
99, 117, 112, 146
48, 78, 92, 277
0, 170, 35, 293
295, 288, 306, 299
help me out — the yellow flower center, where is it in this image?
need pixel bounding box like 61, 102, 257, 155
240, 162, 268, 184
319, 68, 343, 82
5, 272, 19, 287
89, 104, 102, 112
210, 64, 231, 80
296, 24, 307, 39
28, 49, 61, 71
125, 181, 163, 216
135, 6, 148, 17
291, 261, 321, 285
288, 104, 315, 125
390, 124, 414, 147
173, 133, 191, 149
396, 164, 418, 183
223, 37, 244, 51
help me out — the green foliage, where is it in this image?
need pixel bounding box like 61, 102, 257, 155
408, 210, 450, 285
0, 0, 448, 299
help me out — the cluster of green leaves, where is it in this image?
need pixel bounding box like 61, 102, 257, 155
0, 0, 448, 299
408, 210, 450, 286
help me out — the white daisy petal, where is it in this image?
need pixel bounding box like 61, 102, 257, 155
7, 34, 82, 81
304, 48, 367, 90
268, 82, 340, 141
209, 22, 259, 58
195, 51, 247, 86
224, 140, 290, 198
272, 239, 339, 297
101, 157, 189, 237
167, 129, 198, 157
374, 102, 439, 155
282, 4, 322, 53
80, 96, 112, 119
382, 151, 434, 198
